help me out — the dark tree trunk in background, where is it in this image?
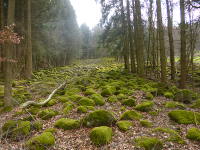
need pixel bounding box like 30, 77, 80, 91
179, 0, 187, 88
127, 0, 136, 73
4, 0, 16, 106
0, 0, 4, 73
156, 0, 167, 82
166, 0, 175, 80
135, 0, 145, 77
120, 0, 130, 71
25, 0, 32, 79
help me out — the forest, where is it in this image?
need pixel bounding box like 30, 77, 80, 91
0, 0, 200, 149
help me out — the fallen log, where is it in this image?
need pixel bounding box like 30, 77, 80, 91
20, 81, 66, 108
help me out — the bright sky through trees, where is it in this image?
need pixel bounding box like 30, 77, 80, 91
70, 0, 101, 29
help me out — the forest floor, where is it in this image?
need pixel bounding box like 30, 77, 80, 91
0, 58, 200, 150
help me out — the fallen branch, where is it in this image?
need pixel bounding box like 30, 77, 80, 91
20, 81, 66, 108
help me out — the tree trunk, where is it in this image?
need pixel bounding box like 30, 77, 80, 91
134, 0, 145, 77
25, 0, 32, 78
0, 0, 4, 73
120, 0, 130, 71
127, 0, 136, 73
156, 0, 167, 82
4, 0, 16, 106
166, 0, 175, 80
179, 0, 187, 88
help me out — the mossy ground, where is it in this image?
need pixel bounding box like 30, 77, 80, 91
0, 59, 199, 149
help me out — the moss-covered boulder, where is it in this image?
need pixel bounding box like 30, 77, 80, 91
84, 88, 96, 96
135, 101, 154, 112
54, 118, 80, 130
90, 94, 105, 106
45, 99, 57, 106
121, 98, 136, 107
107, 95, 118, 103
90, 126, 112, 146
77, 106, 88, 113
83, 110, 116, 127
67, 95, 83, 102
57, 96, 69, 103
44, 128, 57, 134
191, 99, 200, 108
168, 110, 200, 124
26, 132, 55, 150
117, 93, 127, 100
63, 104, 73, 114
2, 120, 31, 138
78, 97, 95, 106
146, 92, 154, 100
135, 137, 163, 150
101, 86, 115, 97
38, 109, 57, 120
27, 107, 40, 115
165, 101, 185, 109
174, 89, 198, 103
153, 127, 185, 144
120, 110, 142, 120
140, 120, 152, 128
164, 92, 174, 99
116, 120, 132, 131
186, 128, 200, 141
31, 121, 43, 131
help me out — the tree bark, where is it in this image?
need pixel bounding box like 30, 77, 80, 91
4, 0, 16, 106
25, 0, 32, 79
127, 0, 136, 73
0, 0, 4, 73
156, 0, 167, 82
166, 0, 175, 80
134, 0, 145, 77
179, 0, 187, 88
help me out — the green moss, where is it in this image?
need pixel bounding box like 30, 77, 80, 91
168, 110, 200, 124
107, 95, 118, 103
83, 110, 116, 127
90, 126, 112, 146
26, 132, 55, 150
84, 88, 96, 96
54, 118, 80, 130
135, 101, 154, 112
57, 96, 69, 103
140, 120, 152, 128
44, 128, 57, 134
32, 121, 43, 131
77, 106, 87, 113
2, 120, 31, 138
68, 94, 83, 102
164, 92, 174, 99
165, 101, 185, 109
90, 94, 105, 106
116, 120, 132, 131
153, 127, 184, 144
45, 99, 57, 106
186, 128, 200, 141
87, 106, 95, 111
0, 106, 12, 114
135, 137, 163, 150
122, 98, 136, 107
149, 111, 159, 116
191, 99, 200, 108
120, 110, 142, 120
38, 109, 57, 120
174, 89, 198, 103
28, 107, 40, 115
101, 86, 115, 97
78, 97, 95, 106
117, 93, 127, 100
63, 105, 73, 114
146, 92, 154, 100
